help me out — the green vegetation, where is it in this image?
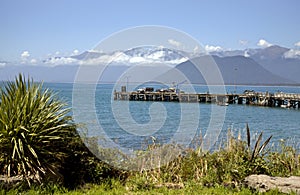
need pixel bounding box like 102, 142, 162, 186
0, 74, 77, 185
0, 75, 122, 189
1, 181, 292, 195
0, 75, 299, 194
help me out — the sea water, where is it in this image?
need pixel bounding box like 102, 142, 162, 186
45, 83, 300, 151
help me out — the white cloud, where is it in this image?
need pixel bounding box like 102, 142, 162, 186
80, 51, 187, 66
21, 51, 30, 58
72, 49, 79, 55
79, 52, 127, 65
284, 49, 300, 59
129, 56, 146, 63
239, 40, 248, 46
30, 59, 37, 64
20, 51, 32, 64
0, 62, 6, 67
193, 45, 200, 53
204, 45, 223, 52
44, 57, 78, 66
167, 57, 188, 64
88, 49, 103, 53
112, 52, 130, 63
168, 39, 181, 48
257, 39, 273, 48
295, 41, 300, 47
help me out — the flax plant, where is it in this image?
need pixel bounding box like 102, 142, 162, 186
0, 74, 76, 185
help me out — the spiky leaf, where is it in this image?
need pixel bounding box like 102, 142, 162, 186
0, 74, 76, 185
246, 123, 250, 148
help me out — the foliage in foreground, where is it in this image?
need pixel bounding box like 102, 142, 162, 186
46, 124, 298, 194
1, 180, 294, 195
127, 125, 299, 190
0, 75, 122, 188
0, 74, 77, 185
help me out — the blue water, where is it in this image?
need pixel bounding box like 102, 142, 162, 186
42, 83, 300, 151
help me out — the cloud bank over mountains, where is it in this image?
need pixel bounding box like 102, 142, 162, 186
257, 39, 273, 48
1, 40, 300, 85
4, 39, 299, 67
39, 47, 189, 67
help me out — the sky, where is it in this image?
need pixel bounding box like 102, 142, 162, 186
0, 0, 300, 63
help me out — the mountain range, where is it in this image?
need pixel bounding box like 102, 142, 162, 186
0, 45, 299, 85
168, 55, 292, 85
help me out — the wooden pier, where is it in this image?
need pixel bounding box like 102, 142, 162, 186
114, 87, 300, 109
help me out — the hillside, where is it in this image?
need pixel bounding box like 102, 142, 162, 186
157, 55, 293, 85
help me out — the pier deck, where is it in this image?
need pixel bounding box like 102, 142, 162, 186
114, 89, 300, 109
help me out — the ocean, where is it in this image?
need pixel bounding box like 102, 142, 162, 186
43, 83, 300, 152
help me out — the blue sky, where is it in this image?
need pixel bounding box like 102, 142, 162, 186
0, 0, 299, 62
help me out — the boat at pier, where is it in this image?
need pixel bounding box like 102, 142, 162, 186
217, 102, 229, 106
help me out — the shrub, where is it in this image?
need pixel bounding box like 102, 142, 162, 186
60, 134, 127, 189
130, 124, 275, 187
0, 74, 77, 185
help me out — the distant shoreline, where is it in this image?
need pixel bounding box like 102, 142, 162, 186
1, 80, 300, 87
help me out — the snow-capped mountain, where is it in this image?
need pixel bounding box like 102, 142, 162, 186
249, 45, 300, 83
123, 47, 190, 62
42, 44, 300, 67
1, 45, 300, 84
201, 45, 300, 83
68, 46, 189, 65
208, 45, 299, 59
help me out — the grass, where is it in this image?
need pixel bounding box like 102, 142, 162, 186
1, 181, 292, 195
1, 132, 299, 194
